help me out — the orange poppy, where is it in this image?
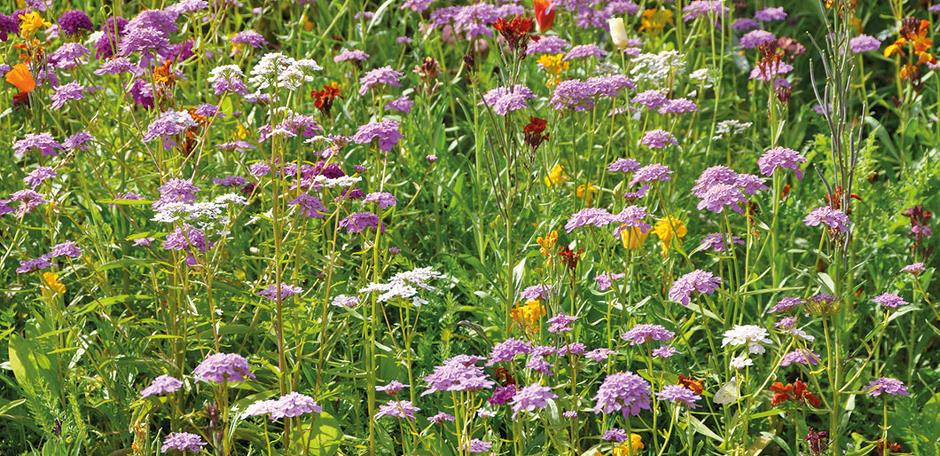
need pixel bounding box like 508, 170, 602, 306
5, 63, 36, 93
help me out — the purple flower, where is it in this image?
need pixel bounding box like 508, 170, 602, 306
699, 232, 744, 253
759, 147, 806, 178
359, 66, 403, 95
167, 0, 210, 15
526, 356, 553, 376
193, 353, 254, 383
339, 211, 382, 234
386, 95, 413, 113
269, 392, 321, 419
612, 205, 651, 236
331, 294, 360, 308
669, 270, 722, 306
14, 133, 64, 158
560, 342, 586, 356
23, 167, 56, 189
160, 432, 206, 453
334, 49, 369, 63
520, 284, 551, 300
769, 297, 803, 313
17, 257, 52, 273
482, 85, 534, 116
622, 324, 675, 346
155, 178, 200, 207
48, 241, 82, 259
640, 129, 678, 149
465, 439, 492, 454
352, 119, 403, 152
95, 16, 129, 59
652, 345, 678, 358
697, 183, 748, 213
364, 192, 397, 210
510, 383, 556, 418
873, 293, 907, 309
849, 34, 881, 54
119, 26, 171, 56
289, 194, 327, 219
657, 385, 701, 408
683, 0, 727, 22
63, 132, 94, 152
564, 44, 607, 61
629, 163, 672, 187
143, 111, 197, 150
141, 375, 183, 397
377, 381, 409, 395
50, 81, 86, 110
750, 60, 793, 81
901, 262, 925, 275
488, 384, 516, 405
487, 338, 532, 364
864, 377, 909, 397
428, 412, 455, 424
0, 14, 18, 42
740, 30, 776, 49
602, 428, 627, 442
585, 348, 614, 362
258, 283, 303, 302
632, 90, 669, 110
231, 30, 267, 48
422, 355, 493, 396
10, 190, 47, 216
58, 10, 94, 35
780, 349, 820, 367
804, 206, 851, 233
49, 43, 90, 69
593, 371, 652, 418
595, 272, 625, 291
95, 57, 136, 75
608, 158, 640, 173
732, 18, 759, 32
402, 0, 434, 12
547, 313, 576, 333
526, 35, 569, 55
754, 7, 786, 22
565, 207, 614, 233
659, 98, 698, 114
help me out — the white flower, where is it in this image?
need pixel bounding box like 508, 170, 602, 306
730, 355, 753, 369
722, 325, 771, 354
608, 18, 629, 50
629, 51, 686, 85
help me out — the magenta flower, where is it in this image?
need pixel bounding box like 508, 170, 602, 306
359, 66, 403, 95
160, 432, 206, 453
375, 400, 420, 420
352, 119, 403, 152
487, 338, 532, 364
547, 313, 576, 333
141, 374, 182, 397
758, 147, 806, 178
193, 353, 254, 383
804, 206, 851, 233
740, 30, 776, 49
639, 129, 678, 149
657, 385, 701, 409
621, 323, 675, 346
864, 377, 909, 397
873, 293, 907, 309
849, 34, 881, 54
510, 383, 557, 418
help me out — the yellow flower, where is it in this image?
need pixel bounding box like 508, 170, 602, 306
653, 216, 687, 254
41, 272, 66, 295
544, 163, 565, 187
537, 230, 558, 258
18, 11, 50, 39
536, 53, 569, 87
620, 225, 649, 250
640, 9, 672, 34
576, 182, 597, 206
511, 299, 545, 334
612, 434, 644, 455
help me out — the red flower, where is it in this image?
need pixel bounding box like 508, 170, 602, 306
557, 245, 582, 270
311, 82, 342, 115
533, 0, 555, 32
677, 375, 704, 395
493, 16, 534, 56
770, 379, 821, 408
523, 117, 549, 149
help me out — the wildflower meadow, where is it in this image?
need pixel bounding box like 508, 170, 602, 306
2, 0, 939, 454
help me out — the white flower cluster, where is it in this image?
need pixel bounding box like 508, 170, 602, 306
629, 50, 686, 85
152, 193, 248, 227
721, 325, 771, 354
359, 267, 446, 306
249, 53, 321, 91
714, 120, 752, 140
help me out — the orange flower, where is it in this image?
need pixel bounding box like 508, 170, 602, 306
5, 63, 36, 93
533, 0, 555, 33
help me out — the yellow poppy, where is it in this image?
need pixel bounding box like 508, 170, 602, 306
653, 216, 687, 254
18, 11, 50, 39
544, 163, 565, 187
511, 299, 545, 334
576, 182, 597, 206
41, 272, 66, 295
612, 434, 644, 455
620, 225, 649, 250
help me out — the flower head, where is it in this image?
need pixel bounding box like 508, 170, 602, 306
193, 353, 254, 383
511, 383, 557, 418
161, 432, 206, 453
142, 375, 183, 397
669, 270, 721, 306
865, 377, 909, 397
593, 371, 652, 418
657, 385, 701, 408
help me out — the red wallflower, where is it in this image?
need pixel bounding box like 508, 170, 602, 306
523, 117, 549, 149
493, 16, 534, 56
770, 379, 821, 408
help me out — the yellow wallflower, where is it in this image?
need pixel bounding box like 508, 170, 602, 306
576, 182, 597, 207
653, 216, 687, 254
536, 53, 569, 87
640, 9, 673, 34
620, 225, 649, 250
18, 12, 50, 39
41, 272, 66, 295
537, 230, 558, 258
511, 299, 545, 334
544, 163, 565, 187
611, 434, 644, 455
